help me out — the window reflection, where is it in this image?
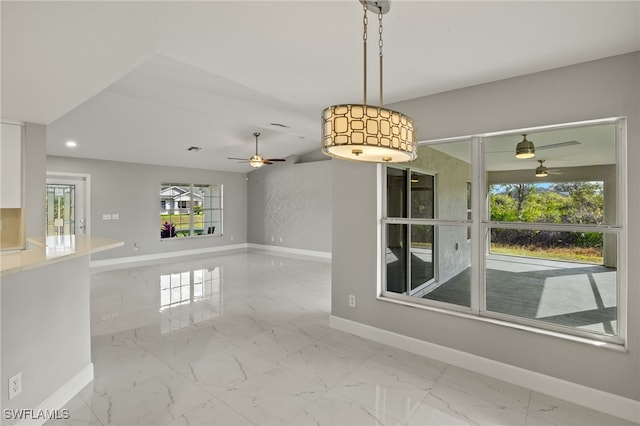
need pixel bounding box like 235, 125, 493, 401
159, 266, 223, 331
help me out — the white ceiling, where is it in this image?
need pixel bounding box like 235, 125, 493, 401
2, 1, 639, 173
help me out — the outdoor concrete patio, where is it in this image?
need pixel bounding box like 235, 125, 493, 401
425, 254, 617, 336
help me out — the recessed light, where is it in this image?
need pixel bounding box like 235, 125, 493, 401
65, 140, 77, 148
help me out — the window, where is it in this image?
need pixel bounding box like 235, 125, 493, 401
383, 139, 472, 309
385, 169, 436, 296
466, 181, 472, 241
381, 118, 626, 345
160, 183, 222, 238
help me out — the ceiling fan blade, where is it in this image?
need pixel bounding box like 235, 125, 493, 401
227, 157, 249, 161
264, 158, 286, 162
262, 160, 274, 165
486, 140, 580, 154
537, 140, 580, 150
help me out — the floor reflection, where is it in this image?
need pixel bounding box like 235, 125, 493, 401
65, 251, 634, 426
159, 266, 223, 331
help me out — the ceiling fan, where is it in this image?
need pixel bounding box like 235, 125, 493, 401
486, 139, 581, 155
228, 132, 286, 168
535, 160, 563, 177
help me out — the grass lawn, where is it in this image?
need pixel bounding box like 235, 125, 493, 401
490, 243, 603, 264
160, 214, 204, 233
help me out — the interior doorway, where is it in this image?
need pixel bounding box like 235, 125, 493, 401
46, 173, 90, 237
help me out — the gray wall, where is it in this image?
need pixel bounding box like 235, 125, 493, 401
47, 156, 247, 260
413, 145, 472, 283
24, 123, 46, 238
1, 256, 91, 423
247, 159, 332, 253
331, 52, 640, 400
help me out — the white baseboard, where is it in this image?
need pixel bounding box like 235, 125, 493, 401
16, 363, 94, 426
90, 243, 249, 269
247, 243, 331, 261
330, 315, 640, 424
90, 243, 331, 270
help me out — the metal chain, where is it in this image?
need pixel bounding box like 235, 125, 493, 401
362, 0, 368, 105
378, 9, 383, 55
378, 7, 384, 106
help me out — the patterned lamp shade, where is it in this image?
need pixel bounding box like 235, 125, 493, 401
321, 104, 417, 163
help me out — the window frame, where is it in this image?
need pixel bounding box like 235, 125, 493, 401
160, 182, 223, 239
378, 117, 627, 348
381, 164, 473, 315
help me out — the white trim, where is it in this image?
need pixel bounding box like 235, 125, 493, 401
329, 315, 640, 424
90, 243, 331, 270
247, 243, 331, 261
16, 363, 93, 426
46, 172, 92, 235
421, 116, 622, 144
1, 119, 25, 126
90, 243, 249, 269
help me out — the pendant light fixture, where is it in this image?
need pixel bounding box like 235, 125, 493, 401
321, 0, 417, 163
535, 160, 548, 177
515, 134, 535, 159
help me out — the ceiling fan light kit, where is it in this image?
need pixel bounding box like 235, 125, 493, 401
321, 0, 417, 163
228, 132, 286, 168
515, 134, 536, 159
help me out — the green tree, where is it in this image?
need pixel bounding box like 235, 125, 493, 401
568, 182, 603, 224
504, 184, 535, 216
490, 193, 518, 221
521, 191, 569, 223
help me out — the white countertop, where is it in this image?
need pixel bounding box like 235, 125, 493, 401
0, 234, 123, 276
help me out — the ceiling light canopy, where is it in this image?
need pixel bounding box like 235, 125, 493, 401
535, 160, 548, 177
515, 134, 535, 159
321, 0, 417, 163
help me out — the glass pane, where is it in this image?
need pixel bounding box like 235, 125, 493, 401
485, 124, 616, 226
410, 224, 434, 291
386, 224, 407, 294
489, 181, 605, 225
410, 173, 434, 219
412, 140, 472, 221
46, 184, 75, 236
192, 184, 222, 237
486, 228, 617, 336
160, 183, 190, 238
422, 225, 471, 308
387, 168, 406, 218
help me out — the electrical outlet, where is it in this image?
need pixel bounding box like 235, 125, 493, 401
133, 243, 139, 251
271, 236, 274, 242
348, 295, 356, 308
279, 237, 283, 243
230, 235, 234, 241
8, 372, 22, 400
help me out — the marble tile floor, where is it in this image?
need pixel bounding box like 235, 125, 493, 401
46, 251, 636, 426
